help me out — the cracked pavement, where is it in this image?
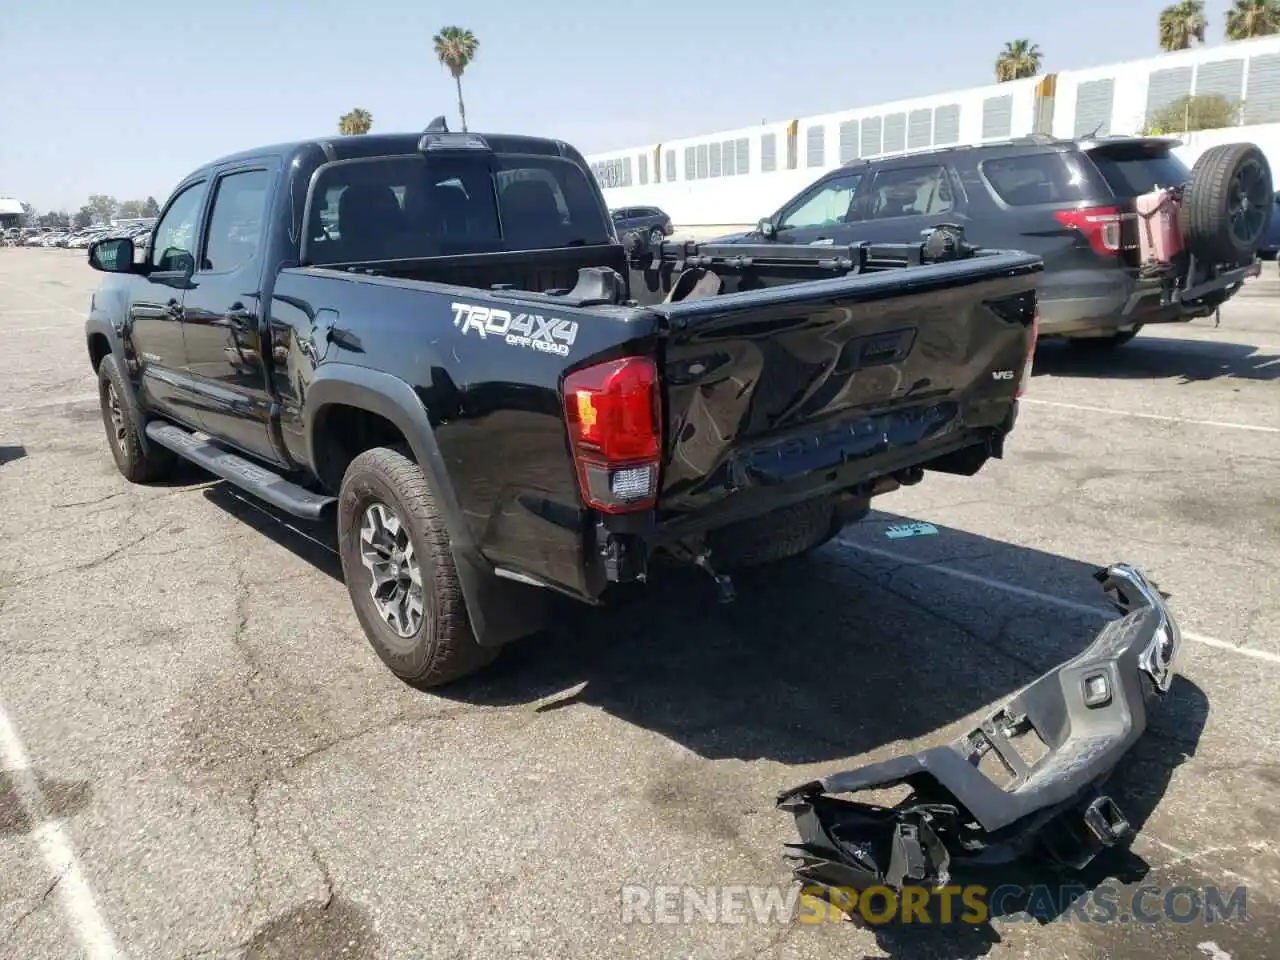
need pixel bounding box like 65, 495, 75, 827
0, 250, 1278, 958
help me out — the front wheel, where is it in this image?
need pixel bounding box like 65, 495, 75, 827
97, 353, 173, 483
649, 227, 665, 246
337, 445, 497, 688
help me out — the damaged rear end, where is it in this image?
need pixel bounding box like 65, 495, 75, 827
776, 564, 1182, 891
563, 231, 1041, 595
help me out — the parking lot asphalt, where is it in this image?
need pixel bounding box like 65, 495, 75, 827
0, 248, 1278, 959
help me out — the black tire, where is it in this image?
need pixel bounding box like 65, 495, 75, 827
97, 353, 173, 483
649, 227, 665, 246
1182, 143, 1274, 264
706, 498, 840, 570
337, 445, 497, 688
1066, 326, 1142, 350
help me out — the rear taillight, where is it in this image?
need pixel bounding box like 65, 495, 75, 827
1054, 206, 1123, 257
1016, 310, 1038, 398
564, 357, 662, 513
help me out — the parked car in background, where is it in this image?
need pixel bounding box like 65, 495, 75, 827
610, 206, 673, 245
1260, 190, 1280, 260
716, 134, 1271, 348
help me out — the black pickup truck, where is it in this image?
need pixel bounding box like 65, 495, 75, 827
84, 121, 1040, 685
84, 122, 1185, 888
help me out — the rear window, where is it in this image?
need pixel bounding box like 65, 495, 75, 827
304, 152, 611, 264
980, 153, 1099, 206
1085, 144, 1191, 198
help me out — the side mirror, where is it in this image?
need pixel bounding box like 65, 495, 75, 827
87, 237, 136, 273
757, 217, 777, 239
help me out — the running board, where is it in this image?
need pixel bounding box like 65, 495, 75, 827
144, 421, 336, 520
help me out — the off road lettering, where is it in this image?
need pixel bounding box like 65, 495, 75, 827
451, 302, 578, 357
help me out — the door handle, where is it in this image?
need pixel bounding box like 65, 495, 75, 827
164, 299, 182, 320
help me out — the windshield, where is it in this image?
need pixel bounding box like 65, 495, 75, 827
1085, 144, 1191, 199
304, 153, 611, 264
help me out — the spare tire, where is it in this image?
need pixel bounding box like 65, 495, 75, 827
1181, 142, 1274, 264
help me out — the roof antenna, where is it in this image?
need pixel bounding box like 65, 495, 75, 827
1084, 120, 1104, 139
425, 115, 449, 134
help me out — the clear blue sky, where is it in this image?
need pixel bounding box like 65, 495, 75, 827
0, 0, 1241, 212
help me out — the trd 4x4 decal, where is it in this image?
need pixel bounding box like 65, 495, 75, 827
450, 302, 579, 358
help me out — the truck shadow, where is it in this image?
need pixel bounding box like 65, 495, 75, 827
1032, 337, 1279, 383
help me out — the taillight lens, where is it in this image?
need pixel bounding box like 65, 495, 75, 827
564, 357, 662, 513
1016, 310, 1038, 398
1054, 206, 1123, 257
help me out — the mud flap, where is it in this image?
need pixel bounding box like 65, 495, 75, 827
777, 563, 1182, 893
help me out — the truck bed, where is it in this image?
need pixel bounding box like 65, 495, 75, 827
272, 233, 1040, 600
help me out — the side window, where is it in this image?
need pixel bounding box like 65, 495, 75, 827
150, 182, 206, 272
778, 173, 863, 229
866, 166, 953, 220
982, 154, 1092, 206
202, 170, 270, 273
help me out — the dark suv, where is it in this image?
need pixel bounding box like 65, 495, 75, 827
720, 135, 1270, 348
610, 206, 673, 245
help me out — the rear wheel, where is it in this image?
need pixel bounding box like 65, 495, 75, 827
1182, 143, 1274, 263
337, 445, 497, 687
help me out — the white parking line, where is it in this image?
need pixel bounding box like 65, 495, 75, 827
1020, 398, 1280, 434
835, 539, 1280, 666
0, 705, 122, 959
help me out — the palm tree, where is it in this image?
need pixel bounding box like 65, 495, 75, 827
1158, 0, 1207, 50
338, 108, 373, 135
1225, 0, 1280, 39
433, 26, 480, 132
995, 40, 1043, 83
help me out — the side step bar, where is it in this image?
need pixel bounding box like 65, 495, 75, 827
145, 421, 336, 520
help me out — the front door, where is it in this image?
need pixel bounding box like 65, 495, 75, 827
180, 165, 279, 462
127, 179, 207, 427
772, 170, 865, 246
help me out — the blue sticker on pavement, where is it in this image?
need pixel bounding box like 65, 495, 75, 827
885, 522, 939, 540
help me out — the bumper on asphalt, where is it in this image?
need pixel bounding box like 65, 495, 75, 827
777, 563, 1182, 891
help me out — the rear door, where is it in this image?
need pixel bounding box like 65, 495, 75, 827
839, 162, 969, 244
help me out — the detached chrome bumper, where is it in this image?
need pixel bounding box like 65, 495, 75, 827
777, 564, 1182, 891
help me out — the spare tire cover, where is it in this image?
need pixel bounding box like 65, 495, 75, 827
1181, 142, 1274, 264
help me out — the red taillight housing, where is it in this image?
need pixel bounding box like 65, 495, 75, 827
563, 357, 662, 513
1016, 310, 1038, 398
1054, 206, 1123, 257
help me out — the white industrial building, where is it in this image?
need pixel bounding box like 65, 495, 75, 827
585, 35, 1280, 226
0, 196, 25, 230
